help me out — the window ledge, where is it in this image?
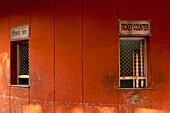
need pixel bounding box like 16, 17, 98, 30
118, 87, 154, 90
9, 85, 30, 88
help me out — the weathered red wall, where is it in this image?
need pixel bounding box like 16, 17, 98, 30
151, 0, 170, 112
55, 0, 83, 112
83, 0, 119, 112
0, 0, 10, 112
0, 0, 169, 113
30, 0, 55, 112
9, 0, 30, 112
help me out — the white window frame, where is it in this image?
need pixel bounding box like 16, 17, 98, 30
119, 37, 147, 88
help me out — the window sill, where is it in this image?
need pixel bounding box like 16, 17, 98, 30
118, 87, 154, 90
9, 84, 30, 88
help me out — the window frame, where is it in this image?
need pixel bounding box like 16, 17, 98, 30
119, 37, 147, 88
10, 40, 29, 86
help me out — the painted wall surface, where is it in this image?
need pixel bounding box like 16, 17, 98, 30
0, 0, 10, 112
55, 0, 83, 112
30, 0, 55, 112
0, 0, 169, 113
83, 0, 119, 112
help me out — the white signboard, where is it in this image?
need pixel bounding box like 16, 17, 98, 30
10, 24, 29, 40
118, 19, 151, 36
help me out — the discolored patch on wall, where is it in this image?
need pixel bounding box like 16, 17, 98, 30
103, 72, 118, 89
30, 72, 42, 86
153, 74, 164, 85
122, 90, 151, 107
84, 104, 118, 113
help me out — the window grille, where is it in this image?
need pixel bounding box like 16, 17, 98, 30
18, 41, 29, 85
19, 44, 29, 75
119, 38, 146, 88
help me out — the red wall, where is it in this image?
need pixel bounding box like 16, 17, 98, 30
0, 0, 10, 112
151, 0, 170, 111
55, 0, 83, 112
9, 0, 30, 112
30, 0, 55, 112
83, 0, 119, 112
0, 0, 169, 113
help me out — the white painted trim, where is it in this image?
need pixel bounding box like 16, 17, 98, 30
120, 76, 146, 80
18, 75, 29, 78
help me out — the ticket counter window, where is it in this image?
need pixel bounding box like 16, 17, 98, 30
119, 38, 147, 88
11, 41, 29, 85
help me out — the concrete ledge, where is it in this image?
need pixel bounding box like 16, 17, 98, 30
9, 84, 30, 88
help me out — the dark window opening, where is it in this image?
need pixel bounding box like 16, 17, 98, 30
11, 41, 29, 85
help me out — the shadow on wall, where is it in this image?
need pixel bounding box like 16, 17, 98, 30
0, 52, 10, 94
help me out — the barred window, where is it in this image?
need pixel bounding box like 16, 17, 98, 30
119, 38, 146, 88
11, 41, 29, 85
18, 42, 29, 84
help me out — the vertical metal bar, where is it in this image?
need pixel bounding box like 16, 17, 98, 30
144, 38, 147, 87
136, 50, 139, 88
119, 40, 120, 87
140, 41, 144, 87
140, 41, 143, 76
133, 50, 135, 88
27, 44, 29, 84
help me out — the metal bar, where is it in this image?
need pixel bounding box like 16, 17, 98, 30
140, 41, 144, 87
144, 38, 148, 87
136, 51, 139, 88
120, 76, 146, 80
140, 41, 143, 76
133, 50, 135, 88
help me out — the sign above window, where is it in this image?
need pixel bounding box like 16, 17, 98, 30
10, 24, 29, 40
118, 19, 151, 36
